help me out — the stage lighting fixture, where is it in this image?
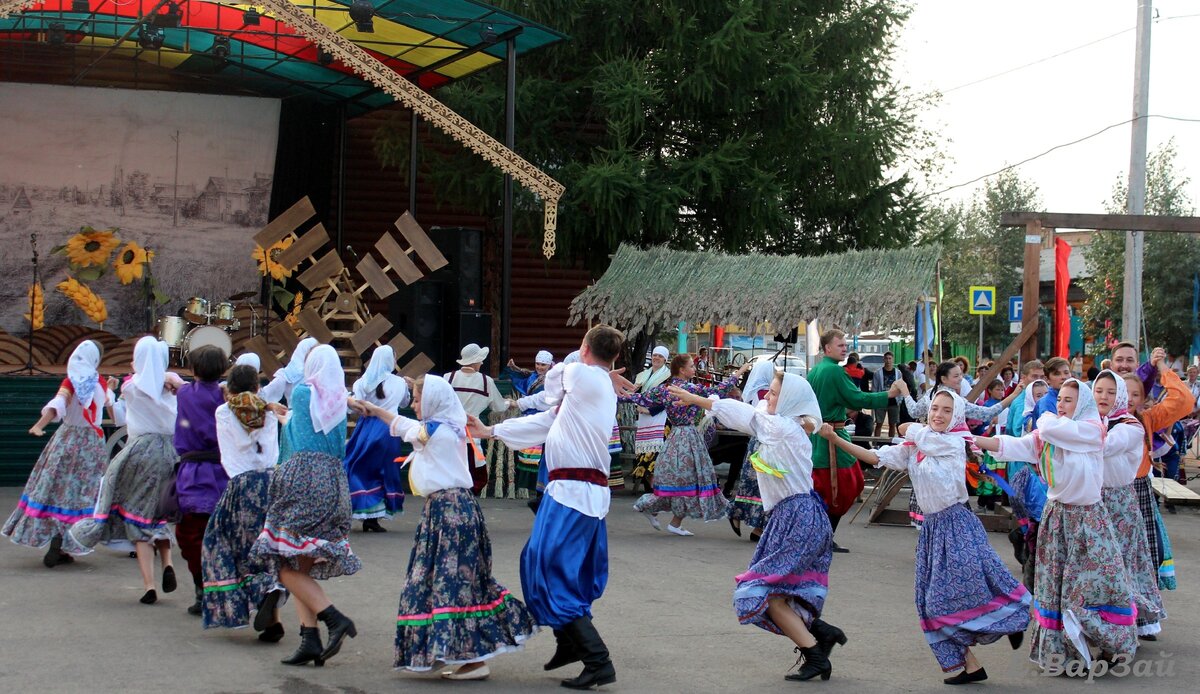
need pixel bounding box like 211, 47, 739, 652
71, 0, 89, 13
349, 0, 374, 33
243, 8, 261, 26
48, 22, 66, 46
211, 35, 231, 60
137, 24, 165, 50
317, 49, 334, 66
152, 2, 182, 29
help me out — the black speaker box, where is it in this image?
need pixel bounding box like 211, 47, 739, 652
426, 227, 483, 313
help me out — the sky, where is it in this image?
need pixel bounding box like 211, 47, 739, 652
895, 0, 1200, 214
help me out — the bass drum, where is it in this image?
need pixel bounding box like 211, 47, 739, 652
182, 325, 233, 365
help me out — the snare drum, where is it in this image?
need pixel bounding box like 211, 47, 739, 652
182, 325, 233, 364
183, 297, 210, 324
157, 316, 187, 348
212, 301, 236, 326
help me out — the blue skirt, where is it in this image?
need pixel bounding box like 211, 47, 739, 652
727, 437, 768, 529
343, 415, 405, 520
520, 493, 608, 629
201, 470, 275, 629
734, 491, 831, 634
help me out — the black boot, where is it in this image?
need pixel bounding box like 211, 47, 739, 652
362, 518, 386, 533
258, 621, 286, 643
944, 667, 987, 685
810, 619, 848, 656
785, 646, 832, 681
560, 617, 616, 689
317, 605, 357, 662
187, 576, 203, 616
544, 629, 582, 671
43, 534, 65, 568
281, 626, 325, 666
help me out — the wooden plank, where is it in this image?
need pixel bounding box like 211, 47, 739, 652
297, 308, 335, 344
297, 250, 344, 291
253, 197, 315, 248
395, 213, 449, 272
356, 253, 399, 300
967, 313, 1041, 402
350, 314, 392, 355
387, 330, 414, 358
269, 321, 300, 354
399, 352, 436, 379
241, 335, 283, 375
1000, 211, 1200, 233
1151, 477, 1200, 503
275, 223, 330, 271
375, 232, 424, 285
1021, 220, 1043, 363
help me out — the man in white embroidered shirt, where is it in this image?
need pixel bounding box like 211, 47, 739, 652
469, 325, 624, 690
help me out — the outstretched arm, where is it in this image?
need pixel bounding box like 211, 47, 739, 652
818, 423, 880, 465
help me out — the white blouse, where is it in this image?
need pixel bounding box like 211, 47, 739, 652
992, 413, 1105, 506
1100, 420, 1143, 489
112, 382, 177, 438
215, 405, 279, 478
444, 370, 509, 418
44, 386, 112, 429
351, 373, 410, 412
389, 415, 472, 496
874, 425, 968, 516
259, 371, 293, 405
711, 399, 815, 512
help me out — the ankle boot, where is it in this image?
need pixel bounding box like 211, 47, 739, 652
281, 626, 325, 666
810, 619, 848, 656
560, 617, 616, 689
317, 605, 357, 662
785, 646, 832, 681
544, 629, 582, 671
187, 576, 203, 616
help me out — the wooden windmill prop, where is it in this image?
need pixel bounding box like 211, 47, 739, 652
245, 196, 444, 378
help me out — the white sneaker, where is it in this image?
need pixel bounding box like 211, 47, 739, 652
442, 663, 490, 680
638, 508, 662, 531
667, 524, 693, 536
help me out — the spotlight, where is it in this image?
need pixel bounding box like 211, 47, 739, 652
349, 0, 374, 33
317, 49, 334, 66
47, 22, 66, 47
137, 24, 165, 50
478, 25, 498, 44
243, 8, 260, 26
71, 0, 89, 13
152, 2, 182, 29
211, 35, 231, 60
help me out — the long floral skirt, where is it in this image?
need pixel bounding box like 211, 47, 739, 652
249, 451, 361, 580
915, 503, 1031, 672
1029, 500, 1137, 668
1101, 484, 1164, 635
201, 470, 275, 629
727, 437, 767, 529
1132, 475, 1175, 590
634, 425, 728, 521
394, 487, 536, 671
733, 491, 831, 634
2, 423, 107, 554
69, 433, 176, 552
344, 415, 405, 520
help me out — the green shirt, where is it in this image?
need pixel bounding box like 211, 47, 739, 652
808, 356, 891, 469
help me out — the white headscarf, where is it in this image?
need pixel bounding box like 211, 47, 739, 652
652, 345, 670, 360
304, 345, 346, 435
282, 337, 318, 384
563, 350, 581, 365
910, 388, 975, 460
67, 340, 101, 405
1021, 379, 1047, 432
540, 363, 566, 408
1095, 369, 1131, 420
535, 350, 553, 365
774, 373, 822, 426
417, 375, 467, 437
234, 352, 261, 372
355, 345, 395, 399
742, 359, 777, 405
131, 336, 169, 404
1060, 377, 1100, 423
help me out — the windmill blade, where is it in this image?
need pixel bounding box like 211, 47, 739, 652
356, 253, 399, 300
276, 223, 330, 272
350, 314, 392, 355
254, 197, 316, 249
399, 353, 436, 379
387, 331, 414, 358
297, 308, 335, 343
395, 212, 448, 272
269, 322, 300, 355
298, 251, 345, 291
241, 335, 284, 375
375, 233, 423, 285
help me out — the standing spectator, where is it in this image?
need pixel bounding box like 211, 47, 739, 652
1071, 352, 1084, 379
695, 347, 710, 373
872, 352, 902, 438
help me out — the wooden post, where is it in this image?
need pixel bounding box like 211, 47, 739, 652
1021, 221, 1042, 362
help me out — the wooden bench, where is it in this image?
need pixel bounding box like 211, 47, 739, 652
1151, 477, 1200, 505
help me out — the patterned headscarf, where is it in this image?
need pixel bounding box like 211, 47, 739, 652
910, 388, 978, 462
304, 345, 346, 435
1095, 369, 1130, 419
66, 340, 101, 406
226, 391, 267, 430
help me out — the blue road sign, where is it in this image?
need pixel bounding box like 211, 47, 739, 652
1008, 296, 1023, 322
969, 286, 996, 315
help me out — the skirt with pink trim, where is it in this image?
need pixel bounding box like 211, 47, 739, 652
634, 424, 728, 521
68, 433, 176, 552
915, 502, 1031, 672
733, 490, 831, 634
1030, 499, 1137, 668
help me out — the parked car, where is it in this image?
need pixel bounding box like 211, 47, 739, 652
746, 353, 807, 377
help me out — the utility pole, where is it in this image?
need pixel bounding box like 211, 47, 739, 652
171, 130, 180, 227
1121, 0, 1152, 348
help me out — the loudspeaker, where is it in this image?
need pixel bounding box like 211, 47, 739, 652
457, 311, 492, 357
389, 281, 444, 369
427, 227, 482, 312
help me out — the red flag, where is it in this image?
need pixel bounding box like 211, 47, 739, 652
1054, 238, 1072, 358
713, 325, 725, 348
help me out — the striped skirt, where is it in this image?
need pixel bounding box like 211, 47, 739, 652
727, 437, 767, 530
1132, 475, 1176, 590
633, 425, 728, 521
69, 432, 177, 552
1101, 484, 1164, 635
201, 470, 275, 629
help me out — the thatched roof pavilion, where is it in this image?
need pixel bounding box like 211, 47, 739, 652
570, 243, 941, 335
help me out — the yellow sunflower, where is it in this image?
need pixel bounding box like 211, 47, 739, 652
65, 227, 121, 268
285, 291, 304, 327
113, 242, 155, 285
253, 237, 294, 281
23, 283, 44, 330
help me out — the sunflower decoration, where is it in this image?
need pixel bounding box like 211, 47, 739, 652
253, 237, 294, 281
285, 291, 304, 327
113, 241, 155, 285
64, 227, 121, 269
57, 277, 108, 326
24, 283, 45, 330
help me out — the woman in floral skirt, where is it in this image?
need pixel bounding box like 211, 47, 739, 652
725, 358, 775, 541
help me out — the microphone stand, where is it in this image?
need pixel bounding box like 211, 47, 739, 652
4, 232, 52, 376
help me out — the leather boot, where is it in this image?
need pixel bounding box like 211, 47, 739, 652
280, 626, 325, 666
560, 617, 616, 689
544, 629, 581, 671
810, 618, 848, 656
785, 646, 832, 681
187, 576, 203, 616
317, 605, 357, 662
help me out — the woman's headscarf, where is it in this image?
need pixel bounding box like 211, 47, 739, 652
563, 350, 581, 365
1095, 369, 1130, 420
354, 345, 395, 399
304, 345, 346, 435
1060, 377, 1100, 423
234, 352, 261, 372
66, 340, 101, 405
281, 337, 318, 384
742, 359, 777, 405
131, 335, 168, 404
535, 350, 553, 365
774, 373, 822, 425
909, 388, 977, 460
635, 359, 672, 392
417, 375, 467, 437
1021, 379, 1048, 432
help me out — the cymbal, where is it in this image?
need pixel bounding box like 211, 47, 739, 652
227, 290, 258, 301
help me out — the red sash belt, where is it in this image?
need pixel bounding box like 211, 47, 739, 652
548, 467, 608, 487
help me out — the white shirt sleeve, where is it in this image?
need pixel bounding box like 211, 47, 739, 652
388, 415, 424, 443
111, 396, 128, 428
260, 371, 288, 404
1037, 414, 1104, 453
1105, 421, 1144, 461
487, 376, 510, 414
875, 443, 915, 471
517, 390, 551, 412
993, 433, 1039, 462
44, 390, 69, 423
711, 399, 758, 437
492, 409, 557, 450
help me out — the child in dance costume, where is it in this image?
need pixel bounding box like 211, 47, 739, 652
826, 389, 1030, 684
724, 358, 777, 542
71, 337, 181, 604
672, 371, 844, 682
343, 345, 410, 532
3, 340, 115, 566
353, 375, 536, 681
976, 379, 1137, 671
201, 364, 286, 641
1092, 370, 1165, 639
1006, 379, 1049, 589
260, 337, 318, 406
248, 345, 359, 667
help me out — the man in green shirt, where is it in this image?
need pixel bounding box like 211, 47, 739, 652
808, 329, 906, 552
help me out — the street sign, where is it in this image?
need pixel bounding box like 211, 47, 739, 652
1008, 296, 1023, 322
1010, 322, 1021, 334
969, 286, 996, 315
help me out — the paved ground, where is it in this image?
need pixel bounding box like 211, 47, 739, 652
1, 486, 1196, 694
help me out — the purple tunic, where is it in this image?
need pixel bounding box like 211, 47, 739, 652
175, 381, 228, 515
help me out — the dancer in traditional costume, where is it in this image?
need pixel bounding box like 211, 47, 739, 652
201, 364, 285, 640
977, 379, 1137, 670
1007, 379, 1048, 589
248, 345, 359, 666
473, 325, 627, 689
260, 336, 318, 406
1092, 369, 1165, 639
505, 350, 553, 498
446, 343, 511, 494
70, 337, 180, 605
628, 346, 671, 493
343, 346, 409, 531
353, 375, 536, 681
724, 358, 776, 541
673, 371, 845, 681
3, 340, 114, 566
830, 389, 1030, 684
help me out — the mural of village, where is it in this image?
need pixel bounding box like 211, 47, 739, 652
0, 83, 280, 338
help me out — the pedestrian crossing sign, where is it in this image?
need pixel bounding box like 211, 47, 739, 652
969, 286, 996, 315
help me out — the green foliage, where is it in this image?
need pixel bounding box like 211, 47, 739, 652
1079, 141, 1198, 355
375, 0, 932, 264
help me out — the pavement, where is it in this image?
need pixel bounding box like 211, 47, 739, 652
0, 486, 1197, 694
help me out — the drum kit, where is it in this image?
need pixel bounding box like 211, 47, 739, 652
157, 290, 260, 365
